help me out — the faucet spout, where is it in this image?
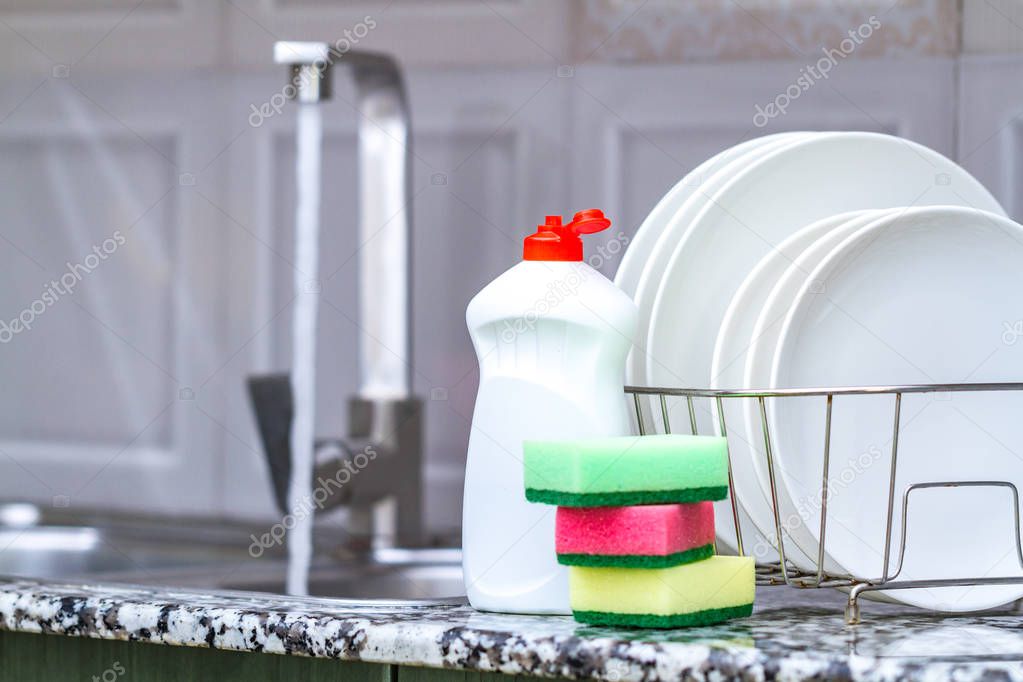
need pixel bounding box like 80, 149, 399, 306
274, 42, 413, 399
249, 43, 421, 547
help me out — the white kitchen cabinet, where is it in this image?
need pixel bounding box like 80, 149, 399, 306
0, 73, 227, 514
958, 55, 1023, 221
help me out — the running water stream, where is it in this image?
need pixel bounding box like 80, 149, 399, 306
286, 103, 322, 596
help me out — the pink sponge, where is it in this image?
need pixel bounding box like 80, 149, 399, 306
555, 503, 715, 568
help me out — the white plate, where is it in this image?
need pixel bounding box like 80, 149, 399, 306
769, 206, 1023, 611
736, 209, 893, 570
622, 132, 807, 554
624, 133, 805, 386
646, 131, 1004, 439
615, 135, 794, 298
645, 131, 1004, 567
710, 209, 884, 566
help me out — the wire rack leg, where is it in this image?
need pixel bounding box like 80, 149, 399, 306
715, 396, 743, 556
845, 584, 868, 625
632, 393, 646, 436
758, 396, 793, 583
881, 393, 902, 581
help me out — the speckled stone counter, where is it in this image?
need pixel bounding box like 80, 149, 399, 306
2, 578, 1023, 681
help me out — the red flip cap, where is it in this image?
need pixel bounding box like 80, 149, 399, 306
523, 209, 612, 261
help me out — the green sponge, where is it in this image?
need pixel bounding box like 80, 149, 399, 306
523, 434, 729, 507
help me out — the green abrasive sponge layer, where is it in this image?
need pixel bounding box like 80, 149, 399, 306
569, 556, 755, 628
523, 434, 729, 507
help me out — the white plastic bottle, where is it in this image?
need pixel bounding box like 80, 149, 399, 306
462, 209, 638, 614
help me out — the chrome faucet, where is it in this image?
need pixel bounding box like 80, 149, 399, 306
248, 42, 422, 548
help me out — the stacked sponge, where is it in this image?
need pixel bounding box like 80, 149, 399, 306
524, 435, 754, 628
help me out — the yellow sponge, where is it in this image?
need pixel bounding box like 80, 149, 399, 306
569, 556, 755, 628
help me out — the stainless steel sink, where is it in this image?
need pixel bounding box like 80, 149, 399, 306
0, 504, 465, 604
215, 550, 465, 601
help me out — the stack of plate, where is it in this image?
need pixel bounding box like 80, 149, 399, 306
617, 131, 1023, 612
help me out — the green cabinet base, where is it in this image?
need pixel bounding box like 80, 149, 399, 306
0, 631, 538, 682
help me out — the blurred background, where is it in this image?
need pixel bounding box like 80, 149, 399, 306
0, 0, 1021, 544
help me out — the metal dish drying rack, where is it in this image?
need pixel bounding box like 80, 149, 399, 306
625, 382, 1023, 624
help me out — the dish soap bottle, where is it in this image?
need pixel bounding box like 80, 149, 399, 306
462, 209, 638, 614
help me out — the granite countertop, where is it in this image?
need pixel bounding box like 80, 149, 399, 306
3, 579, 1023, 681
